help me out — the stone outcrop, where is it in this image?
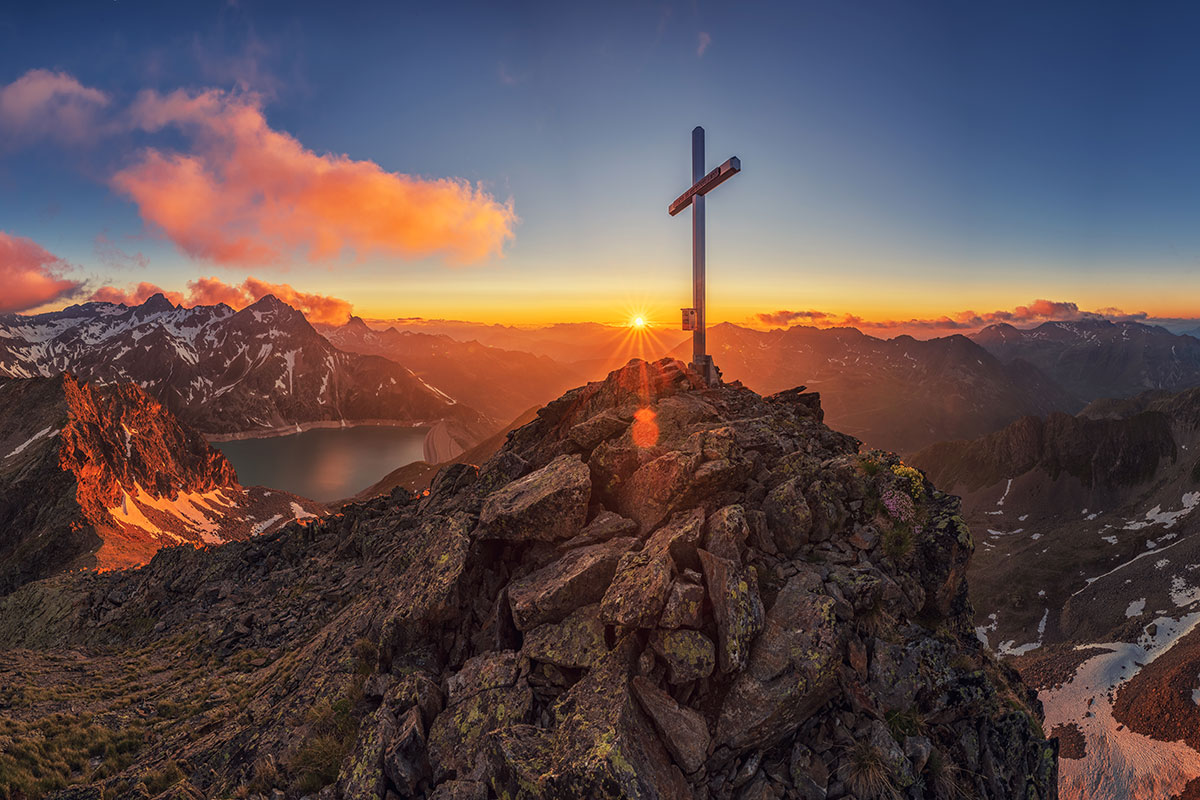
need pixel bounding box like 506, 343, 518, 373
0, 358, 1057, 800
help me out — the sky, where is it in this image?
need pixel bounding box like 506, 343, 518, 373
4, 0, 1200, 333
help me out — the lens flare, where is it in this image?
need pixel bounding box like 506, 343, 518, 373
631, 316, 646, 328
632, 407, 658, 447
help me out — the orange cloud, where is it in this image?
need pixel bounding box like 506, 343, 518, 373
0, 69, 109, 145
112, 88, 518, 266
0, 231, 83, 313
89, 276, 352, 325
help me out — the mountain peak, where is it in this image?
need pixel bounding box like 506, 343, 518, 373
345, 314, 370, 331
134, 292, 177, 315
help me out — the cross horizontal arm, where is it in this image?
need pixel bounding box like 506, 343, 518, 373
668, 156, 741, 216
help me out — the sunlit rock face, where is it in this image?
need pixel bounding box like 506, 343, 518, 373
0, 374, 321, 592
0, 358, 1055, 799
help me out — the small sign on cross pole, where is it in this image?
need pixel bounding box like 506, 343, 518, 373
670, 126, 740, 386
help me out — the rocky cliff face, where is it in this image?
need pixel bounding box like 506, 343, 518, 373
0, 374, 321, 593
910, 386, 1200, 799
0, 359, 1055, 800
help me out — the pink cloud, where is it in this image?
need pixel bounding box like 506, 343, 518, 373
752, 299, 1164, 337
697, 32, 712, 57
0, 231, 83, 313
89, 276, 353, 325
0, 69, 109, 144
112, 88, 518, 266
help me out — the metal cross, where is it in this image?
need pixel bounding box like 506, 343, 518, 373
670, 126, 740, 386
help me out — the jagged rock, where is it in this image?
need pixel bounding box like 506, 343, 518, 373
488, 638, 690, 798
763, 476, 813, 555
599, 547, 674, 628
383, 706, 428, 795
477, 454, 592, 542
698, 548, 764, 674
383, 672, 444, 730
658, 577, 705, 629
427, 779, 488, 800
705, 504, 749, 562
570, 410, 630, 451
558, 510, 638, 550
631, 675, 711, 774
522, 604, 608, 669
339, 706, 398, 799
446, 650, 520, 705
716, 571, 841, 752
427, 683, 534, 782
868, 718, 916, 789
649, 628, 716, 684
616, 450, 701, 533
508, 537, 638, 630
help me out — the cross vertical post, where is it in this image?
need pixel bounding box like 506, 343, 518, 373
670, 126, 739, 387
691, 126, 707, 380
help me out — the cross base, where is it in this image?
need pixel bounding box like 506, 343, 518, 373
690, 355, 722, 387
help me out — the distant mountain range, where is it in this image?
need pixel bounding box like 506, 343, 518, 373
910, 386, 1200, 797
673, 322, 1078, 453
972, 319, 1200, 402
0, 294, 491, 443
0, 375, 322, 594
319, 316, 583, 423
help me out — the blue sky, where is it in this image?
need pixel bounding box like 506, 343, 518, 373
3, 0, 1200, 328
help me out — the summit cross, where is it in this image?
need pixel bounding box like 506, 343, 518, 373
669, 126, 740, 386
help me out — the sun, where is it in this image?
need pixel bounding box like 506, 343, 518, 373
630, 315, 647, 328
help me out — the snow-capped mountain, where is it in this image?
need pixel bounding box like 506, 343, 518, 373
319, 316, 584, 423
972, 319, 1200, 403
0, 375, 323, 594
0, 294, 490, 439
675, 322, 1079, 453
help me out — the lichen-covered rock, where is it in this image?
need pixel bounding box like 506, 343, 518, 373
427, 683, 534, 782
649, 628, 716, 684
698, 548, 764, 674
477, 454, 591, 542
508, 537, 638, 630
599, 547, 674, 629
658, 577, 705, 629
522, 604, 608, 669
715, 571, 842, 751
763, 476, 813, 554
704, 504, 749, 562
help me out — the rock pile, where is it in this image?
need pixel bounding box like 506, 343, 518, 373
0, 358, 1056, 800
350, 358, 1057, 799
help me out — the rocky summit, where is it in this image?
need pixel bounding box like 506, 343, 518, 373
0, 358, 1055, 800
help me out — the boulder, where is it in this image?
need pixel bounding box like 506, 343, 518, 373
644, 507, 706, 571
428, 780, 488, 800
658, 578, 705, 629
569, 409, 630, 451
616, 450, 700, 533
446, 650, 520, 706
338, 706, 398, 799
698, 548, 764, 674
488, 638, 690, 798
557, 510, 638, 550
649, 628, 716, 684
599, 547, 674, 628
508, 537, 638, 630
522, 604, 608, 669
715, 572, 842, 751
763, 476, 813, 555
478, 454, 591, 542
382, 706, 428, 796
427, 683, 534, 782
705, 504, 749, 562
631, 675, 711, 774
